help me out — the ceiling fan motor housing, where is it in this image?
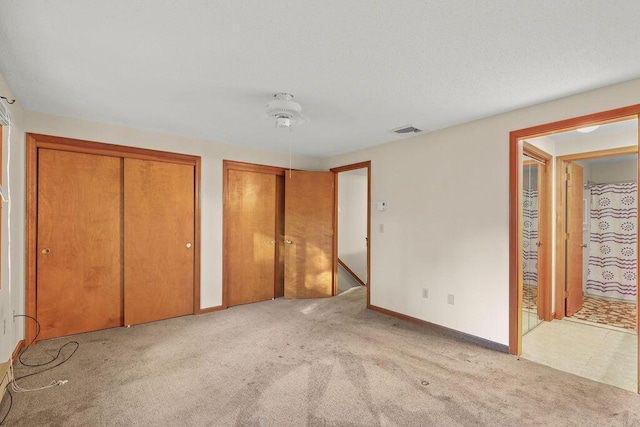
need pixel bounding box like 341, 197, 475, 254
265, 93, 307, 127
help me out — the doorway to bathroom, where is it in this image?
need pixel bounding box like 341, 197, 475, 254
510, 106, 640, 392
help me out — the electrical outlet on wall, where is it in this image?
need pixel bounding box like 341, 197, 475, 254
447, 294, 455, 305
422, 288, 428, 299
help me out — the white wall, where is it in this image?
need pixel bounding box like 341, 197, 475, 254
591, 159, 637, 183
321, 78, 640, 345
0, 77, 26, 362
338, 170, 368, 283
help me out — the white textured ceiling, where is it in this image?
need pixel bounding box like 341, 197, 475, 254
1, 1, 639, 157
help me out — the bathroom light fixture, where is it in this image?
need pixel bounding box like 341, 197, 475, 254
576, 125, 600, 133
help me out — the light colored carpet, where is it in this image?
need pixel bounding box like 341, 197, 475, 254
3, 286, 640, 426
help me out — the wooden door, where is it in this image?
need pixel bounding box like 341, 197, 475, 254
284, 170, 335, 298
124, 159, 194, 325
566, 162, 584, 316
226, 169, 279, 306
37, 149, 123, 339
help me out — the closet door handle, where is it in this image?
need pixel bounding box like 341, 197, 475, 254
186, 242, 192, 249
284, 239, 293, 244
41, 247, 51, 254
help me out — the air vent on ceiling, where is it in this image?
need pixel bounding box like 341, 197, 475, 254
389, 124, 423, 136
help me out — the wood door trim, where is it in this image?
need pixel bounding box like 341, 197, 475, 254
330, 161, 371, 307
224, 160, 287, 176
222, 160, 286, 309
522, 142, 552, 323
557, 145, 637, 162
538, 152, 552, 322
554, 156, 567, 321
28, 134, 199, 165
331, 161, 371, 174
26, 135, 37, 342
193, 159, 203, 314
26, 133, 202, 343
509, 104, 640, 358
510, 108, 639, 140
0, 126, 2, 290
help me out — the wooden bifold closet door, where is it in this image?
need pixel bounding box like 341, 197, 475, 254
35, 145, 196, 340
223, 162, 335, 307
284, 170, 334, 299
226, 169, 280, 307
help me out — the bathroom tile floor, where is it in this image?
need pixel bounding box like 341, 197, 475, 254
571, 295, 636, 331
523, 284, 636, 331
522, 319, 637, 392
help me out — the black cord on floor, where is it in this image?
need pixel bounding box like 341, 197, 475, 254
14, 315, 79, 370
15, 314, 43, 366
14, 341, 79, 381
0, 389, 13, 426
2, 315, 81, 424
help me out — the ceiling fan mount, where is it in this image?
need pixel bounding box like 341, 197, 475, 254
265, 93, 308, 128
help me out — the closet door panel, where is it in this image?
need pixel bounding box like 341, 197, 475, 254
37, 149, 123, 339
124, 159, 195, 325
226, 169, 277, 307
284, 170, 335, 299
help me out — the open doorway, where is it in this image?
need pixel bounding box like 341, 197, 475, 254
510, 108, 640, 393
331, 162, 371, 298
560, 153, 637, 330
574, 155, 637, 330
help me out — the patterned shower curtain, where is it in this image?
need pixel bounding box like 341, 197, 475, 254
523, 188, 538, 286
586, 182, 637, 301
